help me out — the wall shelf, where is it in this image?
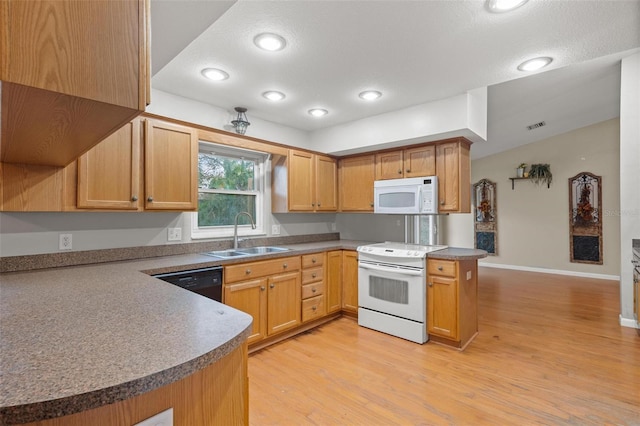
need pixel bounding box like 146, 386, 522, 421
509, 177, 550, 190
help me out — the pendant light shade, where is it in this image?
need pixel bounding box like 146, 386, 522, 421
231, 107, 250, 135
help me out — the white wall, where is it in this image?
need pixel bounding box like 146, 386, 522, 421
619, 52, 640, 325
310, 89, 487, 156
447, 118, 621, 278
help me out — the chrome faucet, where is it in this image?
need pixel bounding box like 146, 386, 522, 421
233, 211, 256, 249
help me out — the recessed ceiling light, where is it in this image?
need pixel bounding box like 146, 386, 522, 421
517, 57, 553, 72
308, 108, 328, 117
254, 33, 286, 51
486, 0, 528, 13
263, 91, 286, 101
359, 90, 382, 101
201, 68, 229, 81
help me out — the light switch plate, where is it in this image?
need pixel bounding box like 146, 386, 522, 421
134, 408, 173, 426
466, 270, 472, 280
167, 228, 182, 241
272, 224, 281, 235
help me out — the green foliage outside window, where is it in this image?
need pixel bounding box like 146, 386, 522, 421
198, 153, 258, 227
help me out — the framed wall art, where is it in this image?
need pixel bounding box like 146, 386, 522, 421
569, 172, 602, 264
473, 179, 497, 255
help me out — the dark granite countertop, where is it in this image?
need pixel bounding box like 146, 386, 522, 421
0, 238, 482, 424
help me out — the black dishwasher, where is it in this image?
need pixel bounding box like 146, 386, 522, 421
153, 266, 223, 302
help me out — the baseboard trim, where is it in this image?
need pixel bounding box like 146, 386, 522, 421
478, 262, 620, 281
619, 315, 639, 329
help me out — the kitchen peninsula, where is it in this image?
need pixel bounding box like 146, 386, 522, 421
0, 239, 485, 425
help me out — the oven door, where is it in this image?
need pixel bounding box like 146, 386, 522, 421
358, 260, 425, 322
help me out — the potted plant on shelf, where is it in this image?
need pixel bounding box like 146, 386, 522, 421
516, 163, 527, 178
528, 163, 553, 186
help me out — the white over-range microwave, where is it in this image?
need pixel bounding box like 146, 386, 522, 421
374, 176, 438, 214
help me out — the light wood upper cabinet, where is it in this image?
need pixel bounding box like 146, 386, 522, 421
436, 140, 470, 213
77, 120, 141, 210
272, 149, 338, 212
0, 163, 67, 211
0, 0, 150, 166
375, 146, 436, 180
144, 119, 198, 211
339, 154, 376, 212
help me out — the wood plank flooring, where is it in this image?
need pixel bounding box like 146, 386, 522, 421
248, 267, 640, 425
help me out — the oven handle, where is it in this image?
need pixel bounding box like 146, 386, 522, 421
358, 262, 424, 276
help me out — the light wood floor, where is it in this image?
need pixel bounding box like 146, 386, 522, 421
248, 267, 640, 425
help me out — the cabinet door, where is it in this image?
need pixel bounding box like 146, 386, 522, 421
267, 272, 301, 335
315, 155, 338, 211
428, 275, 458, 340
77, 120, 141, 209
341, 251, 359, 313
144, 119, 198, 210
224, 279, 268, 345
288, 150, 315, 211
326, 250, 343, 314
404, 145, 436, 177
436, 141, 470, 213
339, 155, 375, 211
375, 150, 403, 180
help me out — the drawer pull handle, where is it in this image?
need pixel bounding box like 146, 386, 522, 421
283, 263, 288, 268
437, 266, 443, 271
270, 284, 275, 289
312, 306, 317, 311
312, 273, 317, 278
312, 288, 317, 293
312, 258, 317, 263
246, 269, 251, 275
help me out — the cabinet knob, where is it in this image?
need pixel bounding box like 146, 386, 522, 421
318, 203, 321, 207
370, 202, 374, 207
406, 169, 411, 173
260, 286, 265, 291
312, 306, 317, 311
440, 201, 445, 205
147, 196, 153, 202
270, 283, 275, 289
131, 195, 138, 202
428, 282, 433, 287
312, 258, 317, 263
312, 287, 317, 293
312, 273, 317, 278
397, 170, 402, 174
283, 263, 288, 269
245, 269, 251, 275
437, 266, 443, 271
312, 203, 315, 207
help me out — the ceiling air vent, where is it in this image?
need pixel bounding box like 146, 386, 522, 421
526, 121, 546, 130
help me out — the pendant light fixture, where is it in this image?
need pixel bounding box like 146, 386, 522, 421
231, 107, 250, 135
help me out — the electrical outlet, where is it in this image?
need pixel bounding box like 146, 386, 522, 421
59, 234, 72, 250
167, 228, 182, 241
134, 408, 173, 426
271, 224, 281, 235
396, 219, 402, 226
331, 223, 337, 231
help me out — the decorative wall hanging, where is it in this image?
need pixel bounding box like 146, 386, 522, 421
473, 179, 497, 255
569, 172, 602, 264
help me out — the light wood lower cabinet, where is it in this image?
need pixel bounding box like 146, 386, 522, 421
325, 250, 343, 314
301, 253, 326, 322
341, 250, 359, 314
427, 258, 478, 349
224, 256, 301, 345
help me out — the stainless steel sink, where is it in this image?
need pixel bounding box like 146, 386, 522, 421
203, 246, 290, 259
237, 246, 290, 255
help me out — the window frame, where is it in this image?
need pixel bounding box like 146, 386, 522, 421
191, 142, 268, 240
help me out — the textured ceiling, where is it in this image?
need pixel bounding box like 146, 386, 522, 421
150, 0, 640, 158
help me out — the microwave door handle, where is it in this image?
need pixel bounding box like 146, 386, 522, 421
359, 262, 424, 276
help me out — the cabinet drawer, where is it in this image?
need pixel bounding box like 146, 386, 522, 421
302, 266, 324, 285
302, 282, 324, 299
302, 253, 324, 268
225, 256, 301, 284
302, 295, 326, 322
428, 259, 457, 277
